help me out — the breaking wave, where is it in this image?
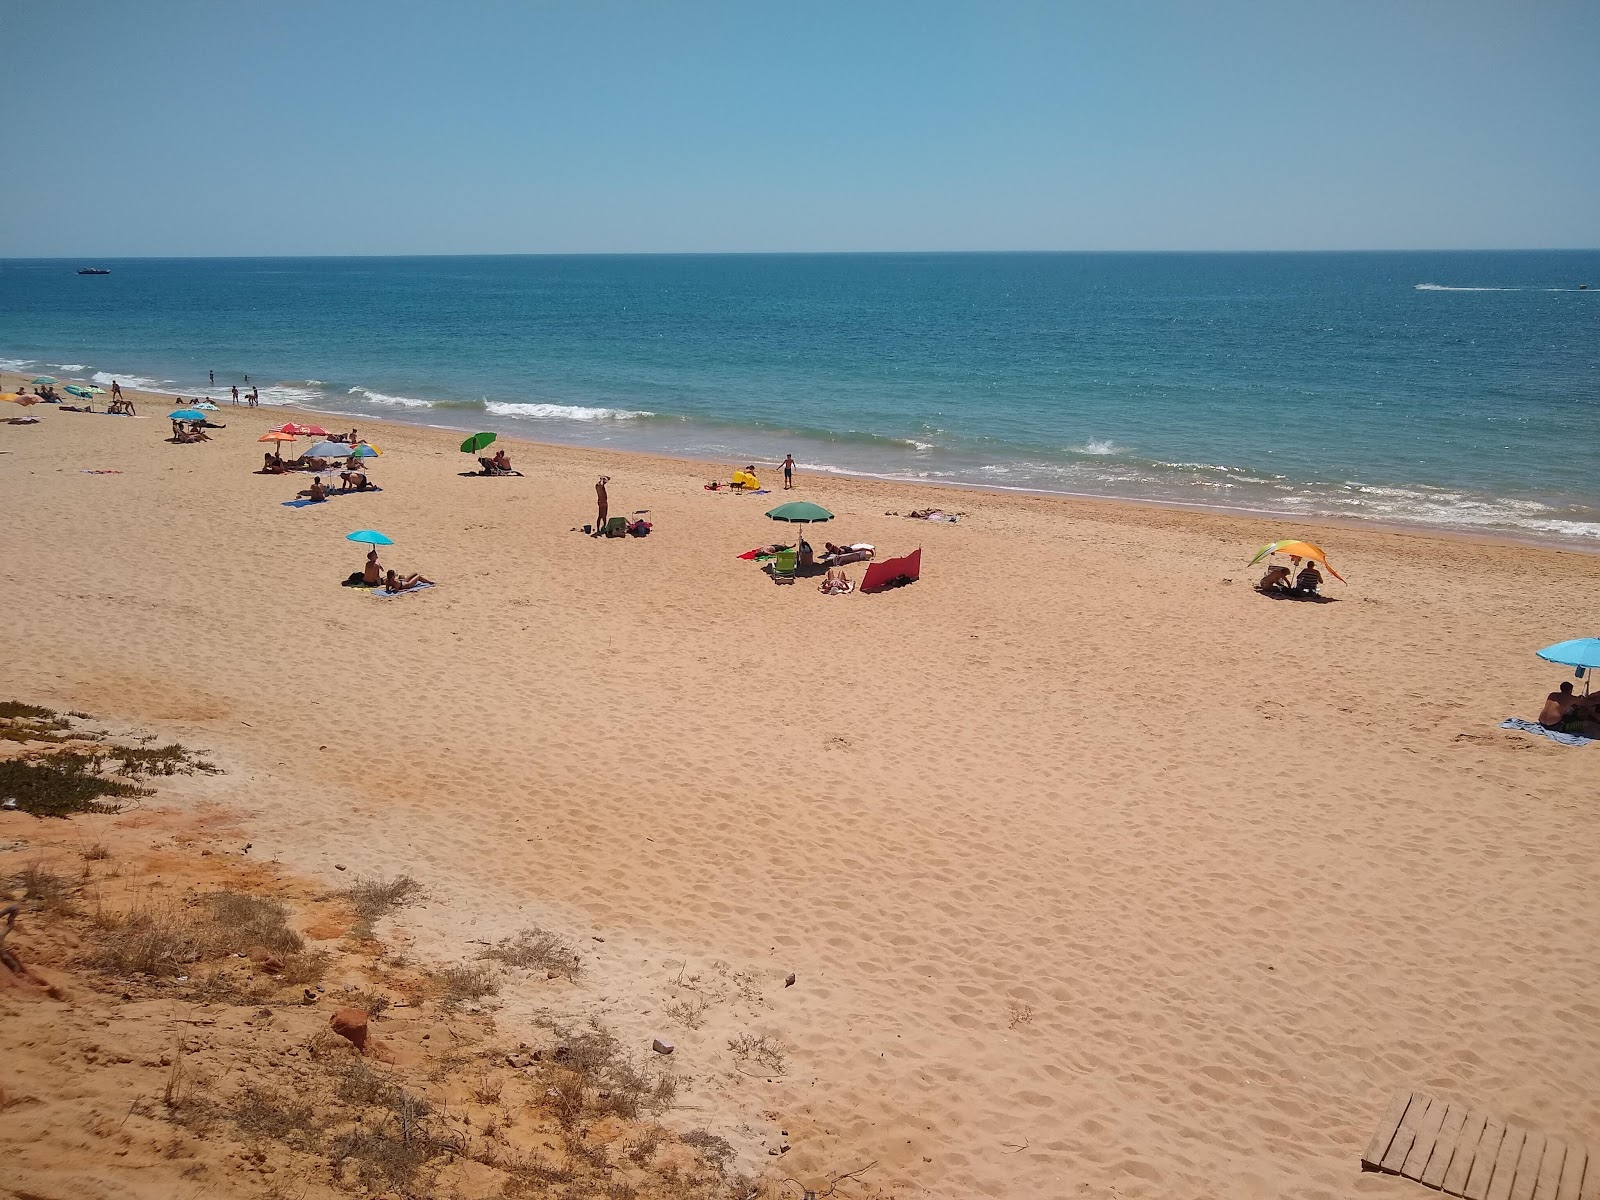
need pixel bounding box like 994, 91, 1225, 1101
484, 401, 653, 420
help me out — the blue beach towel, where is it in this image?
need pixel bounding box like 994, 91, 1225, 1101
370, 582, 435, 599
282, 486, 383, 508
1500, 717, 1593, 747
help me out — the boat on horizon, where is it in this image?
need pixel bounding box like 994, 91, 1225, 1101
76, 267, 110, 275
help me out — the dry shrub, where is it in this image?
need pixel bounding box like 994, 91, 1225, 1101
328, 1086, 459, 1194
478, 926, 582, 980
431, 962, 500, 1008
664, 991, 711, 1029
680, 1130, 736, 1174
92, 888, 302, 977
229, 1085, 321, 1150
81, 842, 112, 862
334, 985, 391, 1016
727, 1032, 786, 1073
338, 875, 423, 939
470, 1068, 504, 1104
280, 950, 333, 986
10, 861, 76, 913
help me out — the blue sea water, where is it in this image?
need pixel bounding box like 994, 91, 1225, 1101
3, 251, 1597, 541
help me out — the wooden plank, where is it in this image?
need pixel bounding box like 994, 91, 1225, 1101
1556, 1146, 1587, 1200
1511, 1132, 1548, 1200
1486, 1128, 1528, 1200
1467, 1120, 1509, 1200
1407, 1096, 1457, 1180
1534, 1141, 1568, 1200
1386, 1094, 1435, 1174
1446, 1111, 1492, 1196
1365, 1090, 1418, 1172
1425, 1103, 1471, 1190
1581, 1145, 1600, 1200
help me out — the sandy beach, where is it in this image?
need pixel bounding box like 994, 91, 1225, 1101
3, 382, 1599, 1199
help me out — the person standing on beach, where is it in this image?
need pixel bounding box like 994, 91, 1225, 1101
594, 475, 610, 535
111, 380, 123, 403
231, 384, 239, 404
783, 454, 796, 489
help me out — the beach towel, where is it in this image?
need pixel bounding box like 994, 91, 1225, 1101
370, 582, 436, 599
860, 548, 922, 594
281, 486, 383, 508
80, 469, 123, 474
1500, 717, 1593, 746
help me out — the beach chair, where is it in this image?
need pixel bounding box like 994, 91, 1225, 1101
860, 548, 921, 593
770, 548, 797, 584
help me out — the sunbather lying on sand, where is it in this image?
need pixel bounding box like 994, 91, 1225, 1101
820, 568, 853, 595
384, 569, 435, 593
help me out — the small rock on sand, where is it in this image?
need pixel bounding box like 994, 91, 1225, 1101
330, 1007, 369, 1052
651, 1038, 674, 1055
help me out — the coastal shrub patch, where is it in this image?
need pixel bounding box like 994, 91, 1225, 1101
431, 962, 500, 1007
9, 861, 77, 913
727, 1032, 786, 1074
477, 926, 582, 980
0, 753, 148, 817
0, 701, 61, 722
92, 889, 303, 977
109, 744, 221, 778
338, 874, 423, 938
229, 1084, 322, 1150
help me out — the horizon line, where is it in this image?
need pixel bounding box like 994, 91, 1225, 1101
5, 247, 1599, 262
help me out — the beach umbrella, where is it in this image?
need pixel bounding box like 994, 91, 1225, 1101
302, 425, 331, 437
1538, 637, 1600, 693
64, 385, 94, 399
259, 431, 296, 443
460, 432, 496, 454
1248, 539, 1345, 583
349, 444, 380, 458
86, 385, 106, 394
169, 408, 208, 421
765, 501, 833, 563
346, 529, 394, 546
30, 376, 57, 385
305, 441, 351, 458
1, 393, 39, 406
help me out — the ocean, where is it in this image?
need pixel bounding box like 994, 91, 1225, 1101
3, 251, 1597, 541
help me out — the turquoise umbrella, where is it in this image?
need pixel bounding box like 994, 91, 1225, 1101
168, 408, 207, 421
64, 385, 94, 399
31, 376, 57, 386
346, 530, 394, 546
1538, 637, 1600, 692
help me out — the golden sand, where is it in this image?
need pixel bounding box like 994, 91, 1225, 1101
3, 380, 1598, 1199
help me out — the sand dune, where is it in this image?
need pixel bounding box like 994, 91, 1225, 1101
3, 391, 1597, 1198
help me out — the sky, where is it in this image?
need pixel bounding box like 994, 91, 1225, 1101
2, 1, 1596, 255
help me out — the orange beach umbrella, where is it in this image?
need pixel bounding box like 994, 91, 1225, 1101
259, 431, 297, 445
1248, 539, 1344, 583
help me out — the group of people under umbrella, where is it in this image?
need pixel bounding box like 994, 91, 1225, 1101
756, 500, 922, 594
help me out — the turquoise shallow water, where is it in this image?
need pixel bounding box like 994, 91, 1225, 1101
3, 251, 1597, 540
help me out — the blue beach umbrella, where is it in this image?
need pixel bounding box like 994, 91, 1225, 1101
346, 530, 394, 546
1537, 637, 1600, 691
306, 441, 351, 458
168, 408, 207, 421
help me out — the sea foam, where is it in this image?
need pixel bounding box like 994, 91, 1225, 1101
485, 401, 652, 420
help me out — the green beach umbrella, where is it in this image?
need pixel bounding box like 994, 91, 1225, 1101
31, 376, 57, 386
765, 502, 833, 567
460, 431, 496, 453
765, 501, 833, 524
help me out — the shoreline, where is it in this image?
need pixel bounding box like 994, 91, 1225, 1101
14, 369, 1598, 558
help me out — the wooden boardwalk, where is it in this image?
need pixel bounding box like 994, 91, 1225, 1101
1362, 1089, 1597, 1200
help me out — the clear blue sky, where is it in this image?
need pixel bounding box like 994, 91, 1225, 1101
4, 1, 1596, 255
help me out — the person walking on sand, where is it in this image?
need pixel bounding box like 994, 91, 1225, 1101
231, 384, 239, 404
593, 475, 610, 535
783, 454, 796, 489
